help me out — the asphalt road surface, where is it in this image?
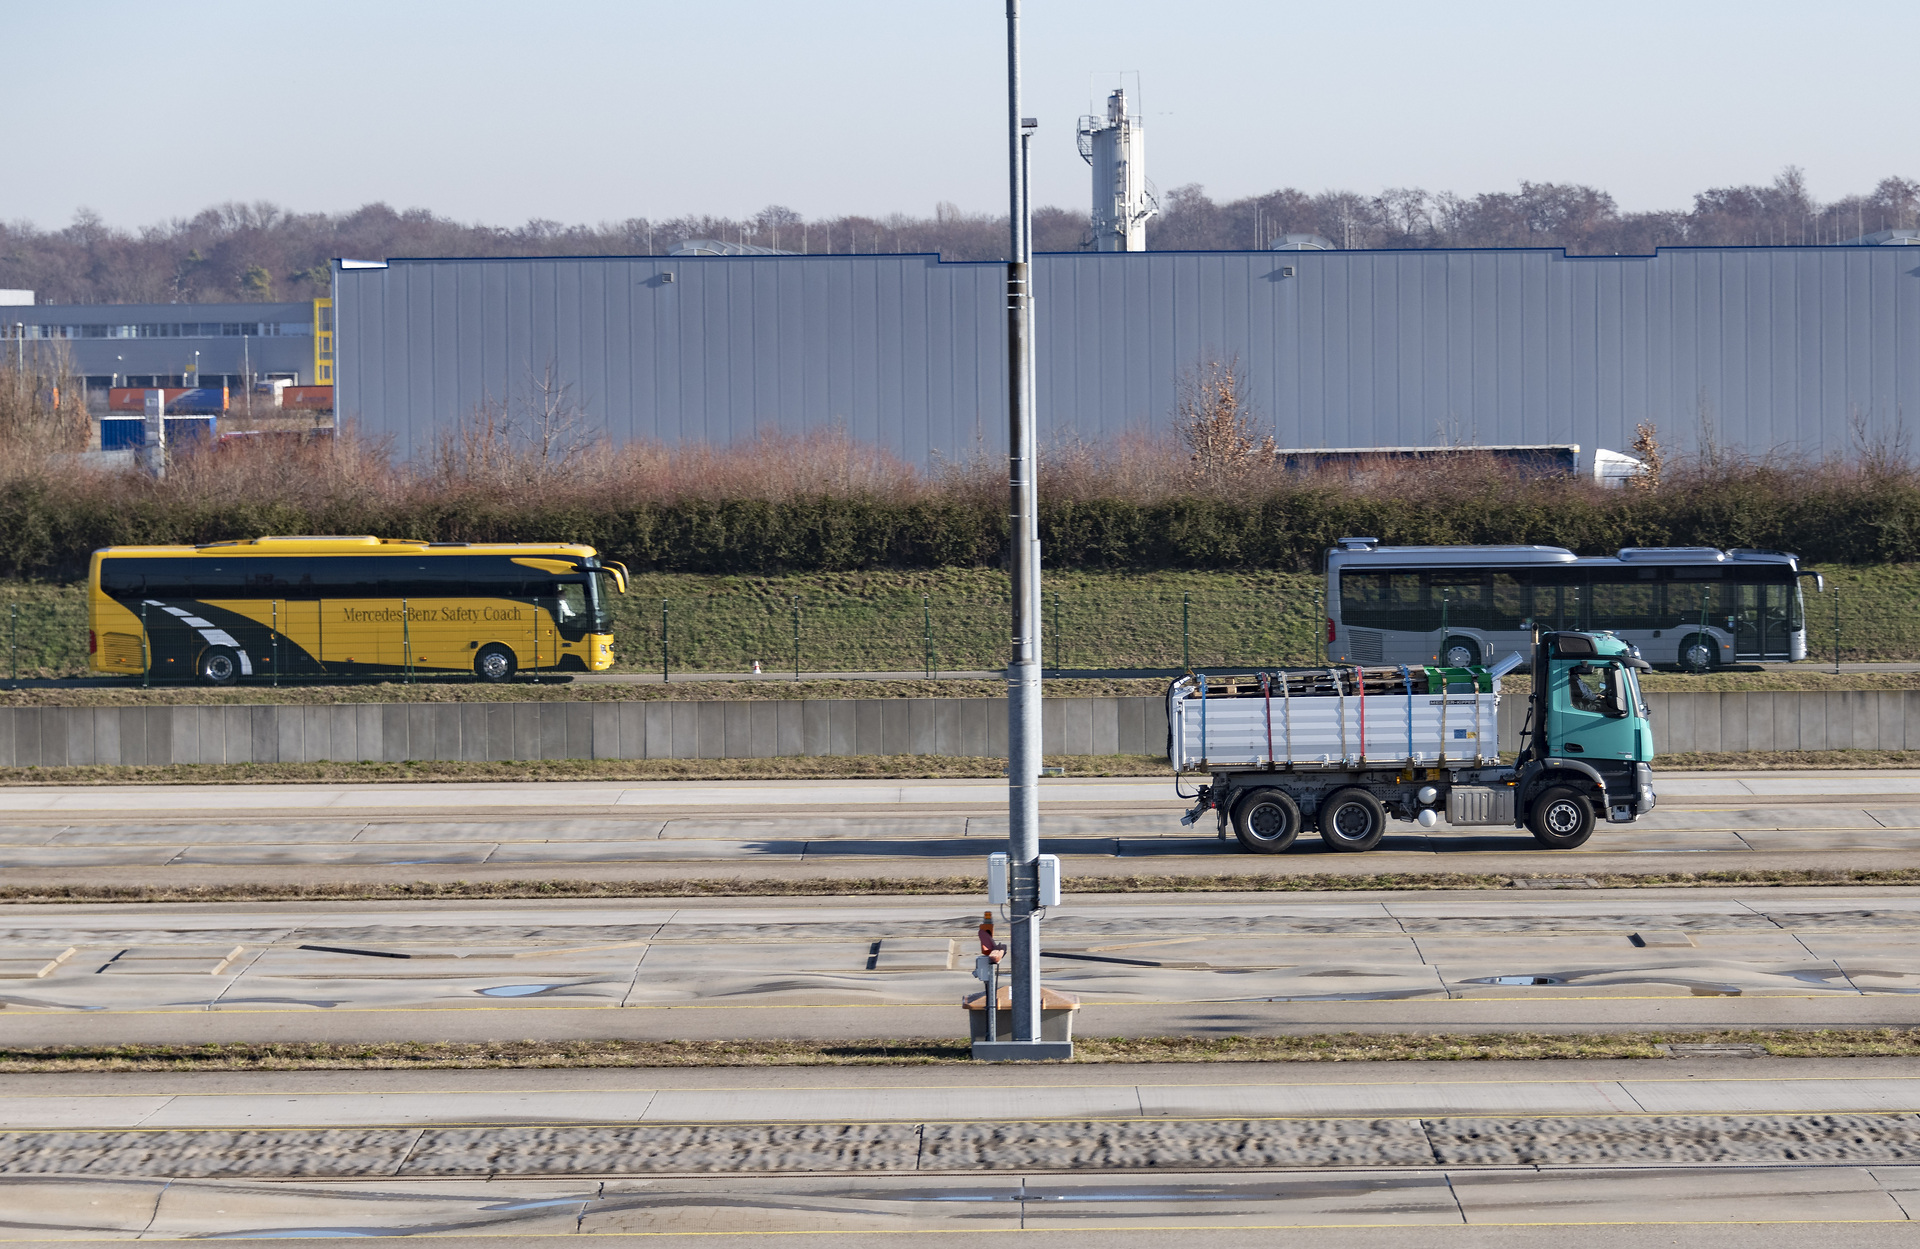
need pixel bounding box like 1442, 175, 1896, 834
7, 886, 1920, 1044
8, 771, 1920, 887
4, 1058, 1920, 1244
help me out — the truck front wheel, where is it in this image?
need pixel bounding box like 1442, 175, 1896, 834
1232, 788, 1302, 853
1527, 786, 1596, 849
1318, 788, 1387, 852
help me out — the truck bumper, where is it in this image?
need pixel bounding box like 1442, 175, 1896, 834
1609, 764, 1657, 823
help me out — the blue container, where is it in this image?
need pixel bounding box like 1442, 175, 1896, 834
168, 388, 227, 415
165, 416, 217, 450
100, 418, 145, 450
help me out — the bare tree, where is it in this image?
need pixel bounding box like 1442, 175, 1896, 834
1629, 420, 1665, 494
1176, 356, 1273, 491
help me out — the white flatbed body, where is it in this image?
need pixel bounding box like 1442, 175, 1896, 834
1168, 672, 1499, 771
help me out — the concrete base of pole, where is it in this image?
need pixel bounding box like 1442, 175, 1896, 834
970, 1040, 1073, 1061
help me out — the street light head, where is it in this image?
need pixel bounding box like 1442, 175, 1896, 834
1021, 117, 1038, 131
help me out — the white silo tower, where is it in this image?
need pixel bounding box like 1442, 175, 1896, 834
1077, 88, 1157, 251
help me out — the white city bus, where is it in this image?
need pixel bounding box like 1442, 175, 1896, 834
1325, 539, 1820, 671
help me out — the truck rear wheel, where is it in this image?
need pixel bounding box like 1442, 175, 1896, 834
1527, 785, 1596, 849
1232, 788, 1301, 853
1318, 788, 1387, 852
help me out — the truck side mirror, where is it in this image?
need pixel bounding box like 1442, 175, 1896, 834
1607, 670, 1633, 717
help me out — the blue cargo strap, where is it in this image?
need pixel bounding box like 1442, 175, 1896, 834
1198, 673, 1208, 768
1401, 665, 1413, 763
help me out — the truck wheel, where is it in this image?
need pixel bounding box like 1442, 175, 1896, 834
198, 646, 240, 686
1318, 787, 1387, 852
1232, 788, 1301, 853
1440, 636, 1480, 668
1679, 634, 1718, 673
1527, 785, 1596, 849
474, 644, 517, 683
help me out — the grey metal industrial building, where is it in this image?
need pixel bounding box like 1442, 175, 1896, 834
0, 300, 321, 392
329, 241, 1920, 466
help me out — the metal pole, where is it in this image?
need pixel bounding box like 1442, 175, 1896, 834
987, 0, 1056, 1059
1051, 592, 1060, 673
661, 599, 669, 683
924, 594, 933, 679
792, 595, 800, 680
8, 603, 15, 687
1182, 591, 1191, 672
403, 597, 412, 684
272, 600, 279, 688
1834, 588, 1841, 674
141, 601, 149, 688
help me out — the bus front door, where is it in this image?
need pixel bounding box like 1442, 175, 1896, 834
1735, 584, 1792, 660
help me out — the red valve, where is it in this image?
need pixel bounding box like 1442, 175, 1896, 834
978, 910, 1004, 964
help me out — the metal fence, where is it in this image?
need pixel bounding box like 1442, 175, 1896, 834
6, 581, 1920, 684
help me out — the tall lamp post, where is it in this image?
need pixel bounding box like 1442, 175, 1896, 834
973, 0, 1067, 1061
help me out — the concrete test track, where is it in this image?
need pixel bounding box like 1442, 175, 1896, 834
5, 1060, 1920, 1244
9, 771, 1920, 1243
9, 770, 1920, 887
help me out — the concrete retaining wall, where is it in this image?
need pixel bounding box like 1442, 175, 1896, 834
0, 691, 1908, 768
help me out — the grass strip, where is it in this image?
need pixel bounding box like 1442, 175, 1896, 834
10, 670, 1920, 709
0, 1030, 1912, 1072
6, 867, 1920, 905
9, 747, 1920, 786
0, 754, 1166, 786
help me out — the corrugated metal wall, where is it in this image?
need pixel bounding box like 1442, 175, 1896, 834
335, 246, 1920, 464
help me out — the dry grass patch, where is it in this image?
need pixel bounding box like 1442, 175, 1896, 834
3, 1029, 1914, 1072
5, 867, 1919, 906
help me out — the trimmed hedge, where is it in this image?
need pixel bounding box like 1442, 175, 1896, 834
6, 472, 1920, 577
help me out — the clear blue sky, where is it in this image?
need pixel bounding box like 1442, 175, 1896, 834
9, 0, 1915, 230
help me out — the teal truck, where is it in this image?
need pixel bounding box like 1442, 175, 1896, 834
1169, 629, 1657, 852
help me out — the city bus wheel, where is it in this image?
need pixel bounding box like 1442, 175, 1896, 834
197, 647, 240, 686
1679, 634, 1718, 673
1232, 788, 1301, 854
1527, 785, 1595, 849
1441, 636, 1480, 668
474, 644, 517, 683
1318, 787, 1387, 852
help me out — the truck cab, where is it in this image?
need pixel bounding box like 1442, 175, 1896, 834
1514, 629, 1657, 845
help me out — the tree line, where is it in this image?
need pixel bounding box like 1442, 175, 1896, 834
4, 167, 1915, 305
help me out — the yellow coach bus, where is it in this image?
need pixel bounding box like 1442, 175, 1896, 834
88, 536, 628, 684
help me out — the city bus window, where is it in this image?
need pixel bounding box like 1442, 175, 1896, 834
1490, 572, 1530, 629
1340, 571, 1427, 629
1590, 571, 1658, 631
1429, 571, 1490, 628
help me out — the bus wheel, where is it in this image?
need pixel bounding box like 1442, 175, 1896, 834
198, 647, 240, 686
1679, 634, 1718, 673
1318, 787, 1387, 852
1441, 636, 1480, 668
1527, 785, 1595, 849
475, 644, 517, 683
1232, 788, 1301, 853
